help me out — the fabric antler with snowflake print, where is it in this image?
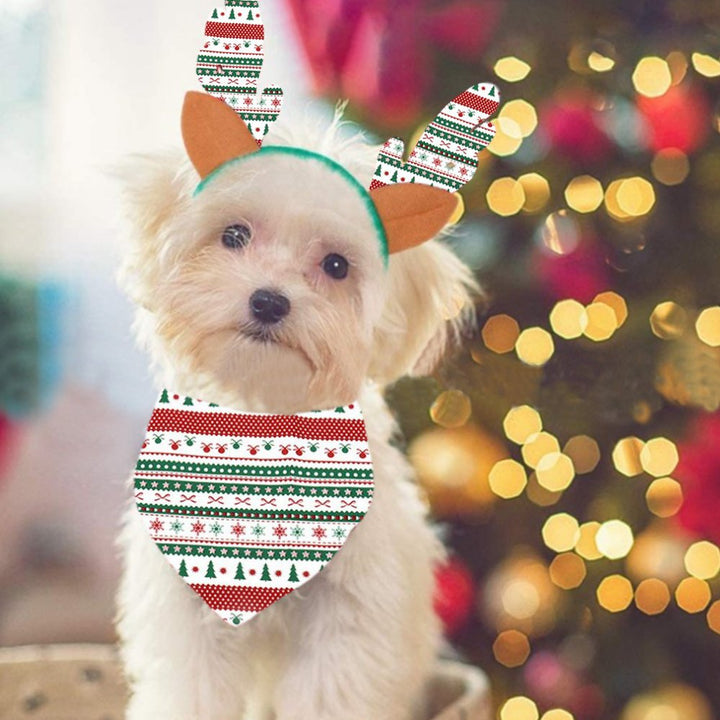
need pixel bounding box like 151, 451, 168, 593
196, 0, 283, 148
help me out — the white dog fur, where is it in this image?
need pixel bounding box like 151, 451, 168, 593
116, 110, 478, 720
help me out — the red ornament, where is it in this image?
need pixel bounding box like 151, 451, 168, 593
636, 83, 709, 154
675, 412, 720, 545
284, 0, 503, 128
433, 556, 475, 636
541, 91, 613, 163
535, 241, 610, 304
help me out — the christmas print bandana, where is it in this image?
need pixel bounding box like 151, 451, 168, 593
133, 390, 374, 626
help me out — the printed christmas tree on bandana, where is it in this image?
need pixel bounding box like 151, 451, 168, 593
196, 0, 283, 144
133, 391, 374, 626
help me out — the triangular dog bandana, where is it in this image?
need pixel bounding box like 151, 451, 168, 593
133, 390, 374, 626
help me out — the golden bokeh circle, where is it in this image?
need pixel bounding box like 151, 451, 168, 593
503, 405, 543, 444
596, 519, 634, 559
487, 177, 526, 215
549, 553, 587, 590
707, 600, 720, 634
550, 299, 588, 339
612, 437, 645, 477
564, 175, 604, 213
639, 437, 679, 477
430, 389, 473, 428
632, 56, 672, 97
563, 435, 601, 474
541, 710, 574, 720
519, 173, 551, 213
645, 477, 683, 517
651, 148, 690, 186
685, 541, 720, 580
692, 52, 720, 78
489, 459, 528, 499
494, 56, 532, 82
650, 301, 688, 339
696, 306, 720, 347
536, 452, 576, 492
593, 291, 628, 327
493, 629, 531, 667
584, 302, 618, 341
675, 577, 711, 613
500, 696, 539, 720
500, 99, 538, 138
634, 578, 670, 615
482, 314, 520, 354
516, 327, 555, 366
522, 432, 561, 468
597, 574, 634, 612
575, 521, 603, 560
542, 513, 581, 552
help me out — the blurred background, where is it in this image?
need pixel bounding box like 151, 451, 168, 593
2, 1, 720, 719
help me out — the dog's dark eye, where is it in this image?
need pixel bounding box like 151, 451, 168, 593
321, 253, 349, 280
222, 224, 252, 249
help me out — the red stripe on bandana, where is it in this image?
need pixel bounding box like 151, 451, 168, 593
147, 408, 368, 442
190, 582, 294, 612
204, 22, 264, 40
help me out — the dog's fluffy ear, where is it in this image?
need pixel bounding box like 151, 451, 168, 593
369, 240, 479, 385
116, 150, 193, 307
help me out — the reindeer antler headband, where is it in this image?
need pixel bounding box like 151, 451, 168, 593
184, 0, 501, 257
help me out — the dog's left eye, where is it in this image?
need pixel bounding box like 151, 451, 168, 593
222, 224, 252, 249
321, 253, 349, 280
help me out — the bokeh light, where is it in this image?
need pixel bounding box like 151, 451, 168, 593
482, 314, 520, 354
542, 513, 581, 552
645, 477, 683, 517
594, 291, 628, 327
634, 578, 670, 615
429, 389, 472, 428
597, 574, 634, 612
696, 306, 720, 347
604, 177, 656, 221
651, 148, 690, 185
536, 452, 576, 491
632, 56, 672, 97
488, 118, 524, 157
584, 301, 618, 342
501, 696, 539, 720
493, 629, 531, 667
707, 601, 720, 634
550, 299, 588, 339
487, 177, 525, 216
494, 56, 532, 82
675, 577, 711, 613
692, 52, 720, 78
575, 521, 603, 560
650, 301, 688, 339
612, 437, 645, 477
564, 175, 604, 213
503, 405, 543, 444
549, 553, 587, 590
500, 99, 538, 138
685, 541, 720, 580
563, 435, 601, 474
541, 710, 574, 720
540, 210, 580, 254
489, 458, 528, 499
522, 431, 561, 468
515, 327, 555, 366
519, 173, 551, 213
639, 437, 679, 477
596, 519, 634, 559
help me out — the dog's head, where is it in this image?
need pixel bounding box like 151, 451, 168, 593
119, 92, 495, 412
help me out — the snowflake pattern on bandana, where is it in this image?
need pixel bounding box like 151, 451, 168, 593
133, 391, 373, 626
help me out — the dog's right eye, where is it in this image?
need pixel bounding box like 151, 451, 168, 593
221, 224, 252, 249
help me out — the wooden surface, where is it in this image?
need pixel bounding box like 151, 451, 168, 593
0, 644, 490, 720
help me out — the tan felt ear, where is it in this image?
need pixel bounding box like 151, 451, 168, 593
181, 91, 260, 179
370, 184, 460, 254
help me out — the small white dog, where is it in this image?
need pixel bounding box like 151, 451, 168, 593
115, 89, 483, 720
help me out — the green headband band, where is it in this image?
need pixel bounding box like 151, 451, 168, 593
193, 146, 389, 266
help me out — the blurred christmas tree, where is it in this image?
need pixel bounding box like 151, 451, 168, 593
286, 1, 720, 718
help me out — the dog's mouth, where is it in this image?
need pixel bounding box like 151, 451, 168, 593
239, 322, 280, 344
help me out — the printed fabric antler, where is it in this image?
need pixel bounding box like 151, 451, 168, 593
196, 0, 283, 146
366, 83, 500, 254
370, 83, 500, 193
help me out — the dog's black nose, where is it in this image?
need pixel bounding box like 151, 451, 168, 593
249, 289, 291, 324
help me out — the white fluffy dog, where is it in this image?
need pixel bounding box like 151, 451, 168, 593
115, 98, 478, 720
